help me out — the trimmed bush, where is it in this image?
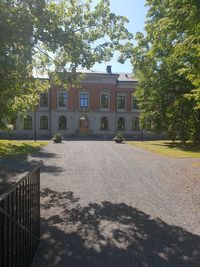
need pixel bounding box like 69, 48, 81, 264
52, 133, 63, 143
113, 133, 126, 143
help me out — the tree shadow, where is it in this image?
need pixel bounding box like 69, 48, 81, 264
153, 142, 200, 153
0, 149, 64, 195
0, 143, 45, 157
33, 188, 200, 267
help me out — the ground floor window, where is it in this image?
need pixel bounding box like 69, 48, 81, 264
24, 115, 32, 129
132, 117, 140, 130
101, 116, 108, 130
59, 116, 67, 130
40, 115, 48, 129
117, 117, 125, 130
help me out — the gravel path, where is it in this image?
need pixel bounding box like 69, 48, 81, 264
31, 141, 200, 267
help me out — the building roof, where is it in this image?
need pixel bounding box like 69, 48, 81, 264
117, 73, 138, 82
32, 69, 138, 83
78, 69, 138, 82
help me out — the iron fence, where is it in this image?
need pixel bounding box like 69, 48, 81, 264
0, 166, 40, 267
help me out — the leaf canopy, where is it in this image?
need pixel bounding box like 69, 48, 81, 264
0, 0, 133, 123
130, 0, 200, 142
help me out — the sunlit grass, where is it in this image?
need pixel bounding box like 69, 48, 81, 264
128, 140, 200, 158
0, 140, 49, 157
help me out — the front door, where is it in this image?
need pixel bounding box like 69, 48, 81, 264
79, 115, 88, 134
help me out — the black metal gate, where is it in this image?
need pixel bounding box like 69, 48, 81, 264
0, 166, 40, 267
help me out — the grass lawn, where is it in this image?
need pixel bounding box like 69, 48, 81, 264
0, 140, 49, 157
128, 140, 200, 158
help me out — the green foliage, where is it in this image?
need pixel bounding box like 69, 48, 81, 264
52, 133, 63, 143
113, 133, 126, 143
0, 0, 133, 123
130, 0, 200, 143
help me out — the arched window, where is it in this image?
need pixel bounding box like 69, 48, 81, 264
40, 115, 48, 129
132, 117, 140, 130
59, 116, 67, 130
24, 115, 32, 129
101, 116, 108, 130
117, 117, 125, 130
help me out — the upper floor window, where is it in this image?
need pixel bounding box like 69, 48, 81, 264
58, 92, 67, 108
24, 115, 32, 129
101, 116, 108, 130
132, 117, 140, 130
117, 117, 125, 130
59, 116, 67, 130
101, 93, 109, 109
40, 93, 48, 107
117, 95, 125, 109
80, 93, 88, 108
40, 115, 48, 129
132, 96, 138, 109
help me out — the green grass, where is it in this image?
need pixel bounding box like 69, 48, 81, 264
0, 140, 49, 157
128, 140, 200, 158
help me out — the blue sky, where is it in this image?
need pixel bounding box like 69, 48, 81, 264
93, 0, 148, 73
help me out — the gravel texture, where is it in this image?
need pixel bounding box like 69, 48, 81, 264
5, 140, 200, 267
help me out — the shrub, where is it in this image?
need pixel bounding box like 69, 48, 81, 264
113, 133, 126, 143
52, 133, 63, 143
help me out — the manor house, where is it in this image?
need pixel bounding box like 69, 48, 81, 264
3, 66, 142, 139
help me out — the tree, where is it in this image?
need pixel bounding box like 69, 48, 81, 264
130, 0, 200, 142
0, 0, 133, 125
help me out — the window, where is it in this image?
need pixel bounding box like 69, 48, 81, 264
58, 92, 67, 107
40, 115, 48, 129
132, 96, 138, 109
132, 117, 140, 130
118, 96, 125, 109
101, 116, 108, 130
59, 116, 67, 130
101, 94, 109, 108
40, 93, 48, 107
117, 117, 125, 130
80, 93, 88, 108
24, 115, 32, 129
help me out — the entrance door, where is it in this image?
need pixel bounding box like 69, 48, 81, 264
79, 115, 88, 134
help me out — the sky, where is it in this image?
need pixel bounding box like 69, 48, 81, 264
92, 0, 148, 73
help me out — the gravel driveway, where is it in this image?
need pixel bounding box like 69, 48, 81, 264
33, 140, 200, 267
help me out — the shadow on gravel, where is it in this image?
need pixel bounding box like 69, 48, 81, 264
33, 188, 200, 267
0, 150, 63, 195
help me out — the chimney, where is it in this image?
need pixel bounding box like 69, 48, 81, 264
106, 65, 112, 74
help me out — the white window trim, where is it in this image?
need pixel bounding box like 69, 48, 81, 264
117, 93, 126, 112
79, 90, 89, 109
40, 115, 49, 130
58, 115, 67, 130
100, 90, 110, 111
132, 117, 140, 131
132, 95, 138, 111
57, 90, 68, 110
39, 92, 49, 110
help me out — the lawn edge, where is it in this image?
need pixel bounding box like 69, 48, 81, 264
127, 141, 200, 159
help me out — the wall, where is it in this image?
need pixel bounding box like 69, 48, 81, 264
0, 73, 145, 139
